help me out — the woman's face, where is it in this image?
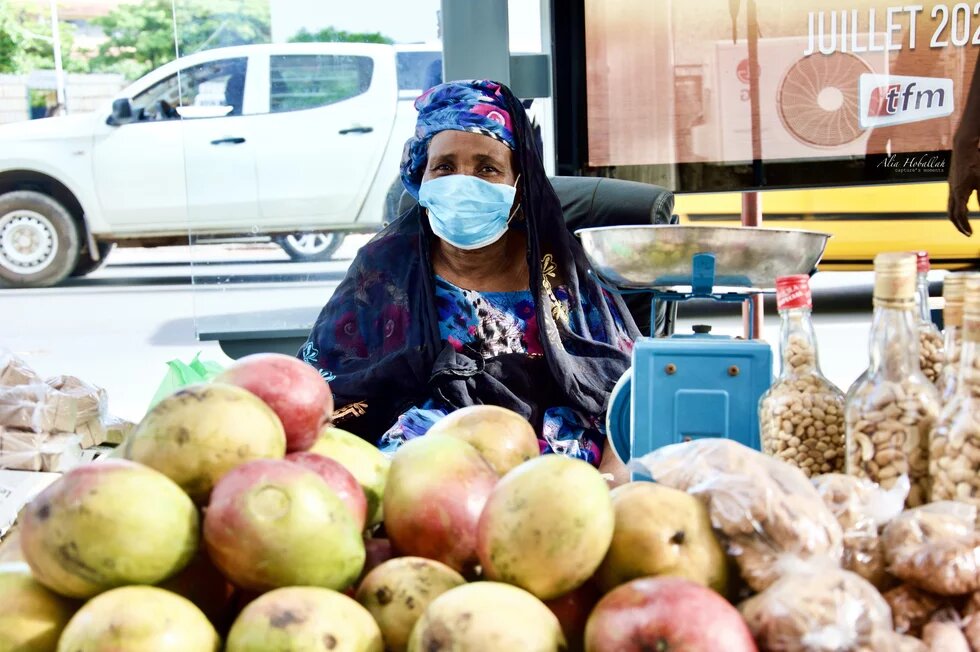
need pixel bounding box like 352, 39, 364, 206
421, 130, 518, 187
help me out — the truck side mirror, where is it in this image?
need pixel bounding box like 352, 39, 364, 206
108, 98, 134, 125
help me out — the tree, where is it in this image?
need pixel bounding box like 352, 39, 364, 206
0, 6, 19, 73
91, 0, 271, 79
289, 27, 393, 45
0, 4, 87, 74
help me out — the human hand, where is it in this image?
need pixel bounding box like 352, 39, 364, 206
947, 138, 979, 236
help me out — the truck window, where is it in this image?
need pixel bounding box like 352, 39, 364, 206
132, 58, 248, 120
396, 51, 442, 92
269, 55, 374, 113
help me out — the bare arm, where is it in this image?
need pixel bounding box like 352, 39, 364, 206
947, 52, 980, 236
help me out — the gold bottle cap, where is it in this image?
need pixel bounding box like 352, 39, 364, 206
873, 252, 916, 308
964, 276, 980, 342
944, 273, 968, 327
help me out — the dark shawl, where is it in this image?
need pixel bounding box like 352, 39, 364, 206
300, 81, 639, 442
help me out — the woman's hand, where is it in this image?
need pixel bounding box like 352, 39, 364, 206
598, 438, 631, 488
948, 137, 979, 237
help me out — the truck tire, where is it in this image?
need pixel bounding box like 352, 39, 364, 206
71, 241, 115, 277
276, 232, 345, 262
0, 190, 81, 289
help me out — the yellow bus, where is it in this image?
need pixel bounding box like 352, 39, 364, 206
673, 182, 980, 271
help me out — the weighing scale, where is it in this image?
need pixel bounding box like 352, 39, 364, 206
576, 225, 831, 466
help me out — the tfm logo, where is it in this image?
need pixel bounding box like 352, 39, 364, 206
859, 75, 954, 128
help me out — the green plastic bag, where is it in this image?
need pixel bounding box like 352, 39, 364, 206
148, 353, 225, 410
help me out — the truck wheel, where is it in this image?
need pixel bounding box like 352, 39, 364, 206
276, 232, 345, 262
71, 241, 115, 277
0, 191, 81, 289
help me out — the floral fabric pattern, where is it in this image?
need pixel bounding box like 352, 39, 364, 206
372, 276, 632, 465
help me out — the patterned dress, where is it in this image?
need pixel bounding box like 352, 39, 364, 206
375, 276, 633, 466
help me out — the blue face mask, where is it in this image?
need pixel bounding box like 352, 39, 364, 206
419, 174, 520, 250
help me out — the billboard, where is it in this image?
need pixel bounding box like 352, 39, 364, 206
584, 1, 980, 190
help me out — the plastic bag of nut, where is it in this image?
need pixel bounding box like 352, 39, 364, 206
812, 473, 907, 589
761, 276, 846, 478
629, 438, 843, 592
884, 584, 962, 637
738, 564, 894, 652
882, 501, 980, 597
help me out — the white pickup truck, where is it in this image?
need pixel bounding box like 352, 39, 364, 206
0, 42, 441, 288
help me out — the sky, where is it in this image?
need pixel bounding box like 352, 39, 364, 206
269, 0, 544, 50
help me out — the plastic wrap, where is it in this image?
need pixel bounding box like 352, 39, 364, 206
921, 621, 970, 651
883, 584, 956, 637
0, 384, 78, 433
882, 501, 980, 596
0, 350, 40, 387
629, 439, 844, 592
0, 428, 82, 472
812, 473, 907, 589
738, 566, 893, 652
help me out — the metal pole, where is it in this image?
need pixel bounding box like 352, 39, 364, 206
49, 0, 66, 113
440, 0, 510, 85
742, 0, 763, 339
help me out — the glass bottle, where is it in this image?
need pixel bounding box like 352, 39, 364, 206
915, 252, 945, 386
845, 253, 940, 507
929, 277, 980, 507
760, 275, 845, 477
941, 273, 967, 403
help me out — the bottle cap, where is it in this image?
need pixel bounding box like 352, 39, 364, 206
873, 252, 916, 308
915, 251, 930, 274
964, 276, 980, 342
944, 273, 966, 327
775, 275, 812, 311
965, 276, 980, 319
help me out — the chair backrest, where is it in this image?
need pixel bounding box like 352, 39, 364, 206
397, 175, 675, 229
397, 175, 676, 336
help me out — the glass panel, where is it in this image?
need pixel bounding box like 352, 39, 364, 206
181, 1, 445, 352
270, 54, 374, 113
581, 0, 980, 192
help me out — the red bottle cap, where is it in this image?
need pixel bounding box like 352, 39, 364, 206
915, 251, 930, 274
775, 275, 812, 311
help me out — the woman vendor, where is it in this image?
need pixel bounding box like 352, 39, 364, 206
299, 80, 637, 479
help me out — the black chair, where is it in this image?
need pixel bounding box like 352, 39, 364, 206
399, 175, 677, 336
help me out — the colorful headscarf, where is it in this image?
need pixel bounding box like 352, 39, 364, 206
400, 80, 516, 200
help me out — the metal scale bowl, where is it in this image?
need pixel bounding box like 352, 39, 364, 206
576, 225, 831, 466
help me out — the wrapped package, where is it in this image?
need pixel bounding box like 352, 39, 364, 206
882, 501, 980, 596
45, 375, 107, 425
629, 439, 844, 592
884, 584, 957, 637
0, 374, 118, 443
0, 428, 82, 472
812, 473, 907, 589
75, 415, 132, 448
0, 350, 40, 387
0, 384, 78, 433
738, 566, 893, 652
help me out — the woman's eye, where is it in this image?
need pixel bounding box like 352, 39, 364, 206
480, 166, 500, 174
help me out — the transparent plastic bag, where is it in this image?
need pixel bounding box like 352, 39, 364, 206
0, 428, 82, 472
0, 349, 40, 387
629, 439, 844, 591
882, 501, 980, 596
812, 473, 907, 589
883, 584, 955, 637
738, 565, 893, 652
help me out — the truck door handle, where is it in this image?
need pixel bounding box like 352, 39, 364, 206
211, 137, 246, 145
338, 126, 374, 135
